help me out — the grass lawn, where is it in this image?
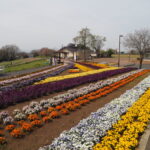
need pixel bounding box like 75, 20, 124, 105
2, 58, 49, 73
0, 57, 42, 67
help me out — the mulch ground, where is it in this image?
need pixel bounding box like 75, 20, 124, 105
1, 72, 149, 150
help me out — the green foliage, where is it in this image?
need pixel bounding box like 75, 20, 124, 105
106, 49, 115, 57
1, 58, 49, 73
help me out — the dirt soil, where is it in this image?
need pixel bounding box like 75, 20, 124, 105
1, 72, 149, 150
93, 58, 150, 66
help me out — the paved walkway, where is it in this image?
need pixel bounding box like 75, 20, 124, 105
145, 135, 150, 150
138, 124, 150, 150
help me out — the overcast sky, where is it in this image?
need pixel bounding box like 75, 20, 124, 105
0, 0, 149, 52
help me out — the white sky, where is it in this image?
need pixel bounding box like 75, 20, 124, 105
0, 0, 149, 51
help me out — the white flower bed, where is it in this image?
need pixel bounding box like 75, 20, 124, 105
38, 75, 150, 150
0, 64, 66, 85
0, 69, 144, 122
20, 69, 143, 116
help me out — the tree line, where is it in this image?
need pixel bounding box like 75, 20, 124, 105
0, 28, 150, 68
0, 45, 56, 62
73, 27, 150, 68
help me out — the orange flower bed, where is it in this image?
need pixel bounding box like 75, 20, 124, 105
21, 122, 33, 132
17, 120, 25, 126
88, 96, 96, 101
74, 103, 81, 109
49, 111, 60, 118
40, 111, 48, 117
31, 120, 43, 127
0, 69, 146, 146
74, 98, 80, 103
60, 109, 69, 115
0, 137, 7, 145
42, 116, 52, 123
68, 69, 80, 73
28, 114, 39, 121
68, 104, 77, 111
55, 105, 63, 110
5, 124, 16, 132
48, 107, 55, 113
1, 69, 148, 143
10, 128, 24, 138
60, 103, 67, 108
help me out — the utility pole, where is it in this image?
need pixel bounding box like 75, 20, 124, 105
118, 35, 123, 67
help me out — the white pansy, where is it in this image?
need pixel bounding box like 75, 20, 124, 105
39, 75, 150, 150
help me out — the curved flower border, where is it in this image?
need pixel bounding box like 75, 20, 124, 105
0, 63, 73, 92
38, 75, 150, 150
0, 64, 68, 86
0, 67, 136, 108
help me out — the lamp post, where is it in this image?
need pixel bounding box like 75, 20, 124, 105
118, 35, 123, 67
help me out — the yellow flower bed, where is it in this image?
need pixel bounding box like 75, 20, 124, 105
34, 67, 119, 85
75, 63, 93, 71
89, 62, 110, 68
93, 88, 150, 150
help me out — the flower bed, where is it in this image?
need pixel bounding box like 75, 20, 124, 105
78, 62, 102, 69
16, 69, 146, 117
0, 64, 66, 86
0, 69, 143, 123
38, 75, 150, 150
0, 63, 74, 93
68, 69, 80, 73
90, 63, 110, 68
0, 70, 148, 146
93, 88, 150, 150
0, 67, 136, 108
34, 67, 119, 84
75, 63, 94, 71
0, 69, 139, 124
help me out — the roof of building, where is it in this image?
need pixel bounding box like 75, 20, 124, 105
59, 43, 78, 52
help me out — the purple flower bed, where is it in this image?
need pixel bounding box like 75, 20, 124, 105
0, 63, 74, 93
78, 62, 101, 69
0, 67, 136, 108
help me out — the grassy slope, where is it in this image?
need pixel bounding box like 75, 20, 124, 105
0, 57, 49, 73
0, 57, 42, 67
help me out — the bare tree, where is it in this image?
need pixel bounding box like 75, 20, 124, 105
124, 29, 150, 68
73, 27, 92, 61
91, 35, 106, 57
31, 50, 40, 57
39, 48, 55, 57
0, 45, 19, 61
18, 52, 29, 58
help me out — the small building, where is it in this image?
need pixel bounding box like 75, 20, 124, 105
57, 43, 92, 61
59, 43, 77, 59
